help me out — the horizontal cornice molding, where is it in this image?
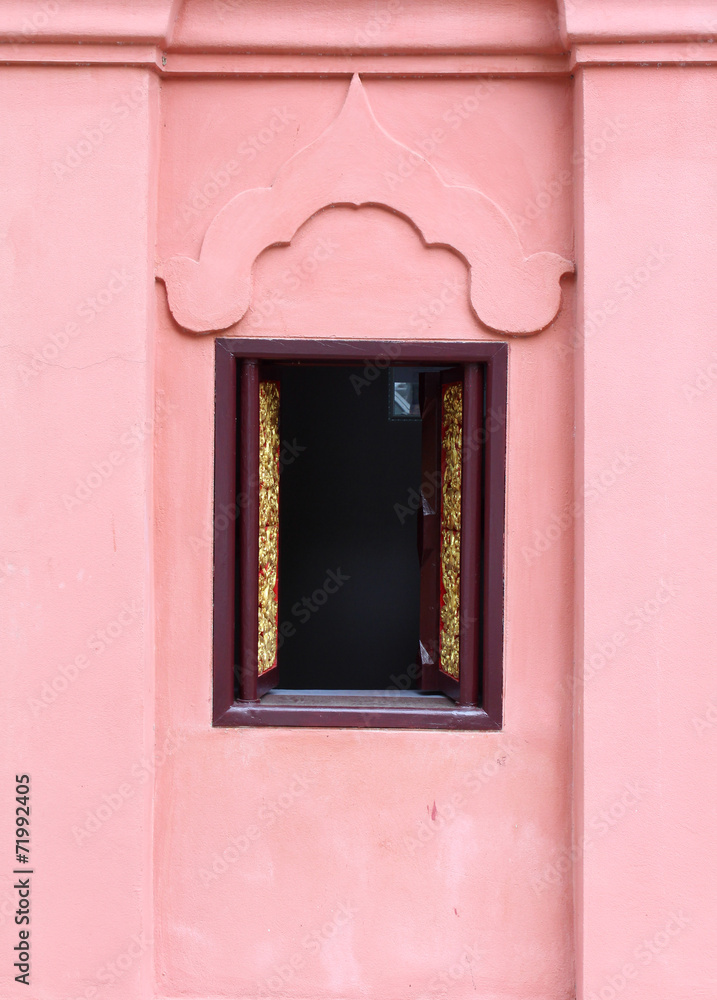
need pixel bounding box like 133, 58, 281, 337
0, 0, 179, 45
2, 2, 716, 61
571, 40, 717, 69
0, 0, 564, 53
1, 43, 716, 74
558, 0, 717, 47
0, 44, 572, 75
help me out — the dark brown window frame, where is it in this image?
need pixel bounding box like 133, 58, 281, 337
213, 339, 507, 731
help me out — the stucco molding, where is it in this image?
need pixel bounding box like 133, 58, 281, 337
158, 75, 573, 336
556, 0, 717, 46
2, 0, 716, 56
0, 0, 179, 45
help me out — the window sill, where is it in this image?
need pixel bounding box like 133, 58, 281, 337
216, 690, 499, 730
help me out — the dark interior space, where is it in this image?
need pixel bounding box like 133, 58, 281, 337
276, 364, 423, 689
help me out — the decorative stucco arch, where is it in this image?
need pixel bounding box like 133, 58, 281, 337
158, 74, 573, 335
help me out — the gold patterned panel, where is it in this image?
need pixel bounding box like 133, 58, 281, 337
439, 382, 462, 680
258, 380, 280, 675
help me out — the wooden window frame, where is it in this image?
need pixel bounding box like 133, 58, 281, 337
213, 339, 507, 731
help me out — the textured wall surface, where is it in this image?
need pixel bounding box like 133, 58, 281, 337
575, 65, 717, 1000
153, 72, 574, 999
0, 66, 157, 997
1, 2, 716, 999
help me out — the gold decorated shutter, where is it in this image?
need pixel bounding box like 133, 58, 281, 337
257, 377, 281, 682
418, 367, 464, 701
439, 379, 462, 681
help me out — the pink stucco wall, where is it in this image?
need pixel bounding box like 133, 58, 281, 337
0, 64, 158, 997
153, 71, 574, 999
0, 3, 715, 1000
575, 64, 717, 1000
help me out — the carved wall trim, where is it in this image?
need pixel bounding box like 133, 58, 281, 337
0, 46, 707, 71
158, 75, 573, 336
